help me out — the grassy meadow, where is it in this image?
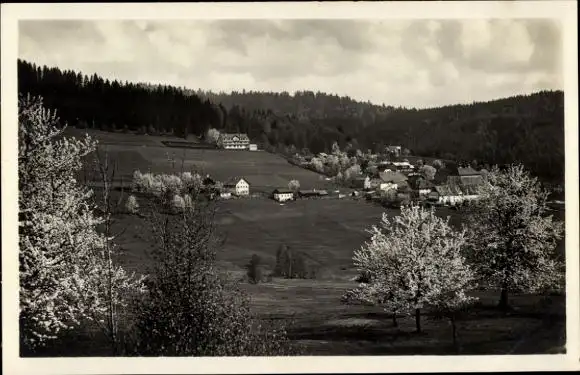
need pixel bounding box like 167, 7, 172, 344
65, 129, 566, 356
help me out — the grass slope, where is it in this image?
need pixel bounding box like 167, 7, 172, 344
55, 129, 566, 356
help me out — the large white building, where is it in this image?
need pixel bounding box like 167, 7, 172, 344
224, 177, 250, 196
218, 133, 250, 150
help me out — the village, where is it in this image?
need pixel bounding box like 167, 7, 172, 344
200, 131, 485, 209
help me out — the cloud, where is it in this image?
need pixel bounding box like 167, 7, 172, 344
18, 19, 562, 108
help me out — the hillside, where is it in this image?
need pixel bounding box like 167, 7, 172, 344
18, 59, 564, 182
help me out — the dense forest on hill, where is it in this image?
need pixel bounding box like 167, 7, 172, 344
18, 59, 565, 182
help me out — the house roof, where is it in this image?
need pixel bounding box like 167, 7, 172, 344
224, 176, 250, 187
219, 133, 250, 142
378, 171, 408, 183
448, 175, 484, 186
458, 166, 481, 176
273, 188, 294, 194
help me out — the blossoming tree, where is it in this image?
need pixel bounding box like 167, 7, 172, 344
343, 205, 477, 334
466, 164, 564, 309
18, 94, 144, 351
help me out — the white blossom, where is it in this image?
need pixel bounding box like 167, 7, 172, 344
19, 94, 145, 349
344, 204, 477, 331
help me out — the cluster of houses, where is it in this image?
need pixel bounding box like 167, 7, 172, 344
351, 161, 485, 207
200, 175, 330, 203
217, 133, 258, 151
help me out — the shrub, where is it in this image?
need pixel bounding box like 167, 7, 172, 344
171, 194, 185, 213
183, 194, 194, 210
273, 245, 311, 279
246, 254, 263, 284
125, 195, 139, 214
159, 174, 183, 196
181, 172, 203, 194
134, 202, 296, 356
131, 170, 144, 192
288, 179, 300, 191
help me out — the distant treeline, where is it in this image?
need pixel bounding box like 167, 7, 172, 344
18, 59, 564, 182
18, 60, 219, 138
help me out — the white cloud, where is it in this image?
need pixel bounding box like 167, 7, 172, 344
18, 19, 562, 108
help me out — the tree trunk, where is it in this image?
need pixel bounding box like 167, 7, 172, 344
451, 315, 458, 353
392, 312, 398, 327
415, 308, 421, 333
499, 287, 509, 310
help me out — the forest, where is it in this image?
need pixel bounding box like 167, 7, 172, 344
18, 59, 565, 182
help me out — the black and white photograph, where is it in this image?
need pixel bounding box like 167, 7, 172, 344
2, 1, 579, 374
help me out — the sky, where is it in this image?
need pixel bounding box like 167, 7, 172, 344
19, 18, 563, 108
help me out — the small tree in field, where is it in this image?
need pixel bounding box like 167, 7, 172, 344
288, 179, 300, 192
466, 164, 564, 309
206, 128, 220, 144
125, 195, 139, 214
18, 94, 144, 352
246, 254, 263, 284
343, 205, 476, 333
135, 202, 295, 356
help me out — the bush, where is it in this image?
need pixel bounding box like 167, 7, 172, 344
288, 179, 300, 191
125, 195, 139, 214
171, 194, 185, 213
181, 172, 203, 194
273, 245, 312, 279
159, 174, 183, 196
246, 254, 263, 284
183, 194, 194, 209
134, 202, 295, 356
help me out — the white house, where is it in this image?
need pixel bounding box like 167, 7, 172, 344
249, 144, 258, 151
224, 177, 250, 196
272, 188, 294, 202
218, 133, 250, 150
429, 185, 464, 206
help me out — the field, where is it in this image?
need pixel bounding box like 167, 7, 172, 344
60, 129, 566, 356
67, 128, 340, 193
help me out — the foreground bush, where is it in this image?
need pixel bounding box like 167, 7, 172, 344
134, 202, 296, 356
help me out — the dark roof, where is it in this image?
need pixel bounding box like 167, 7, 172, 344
224, 176, 249, 186
448, 175, 483, 186
458, 166, 481, 176
273, 188, 294, 194
378, 171, 408, 183
299, 189, 328, 196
